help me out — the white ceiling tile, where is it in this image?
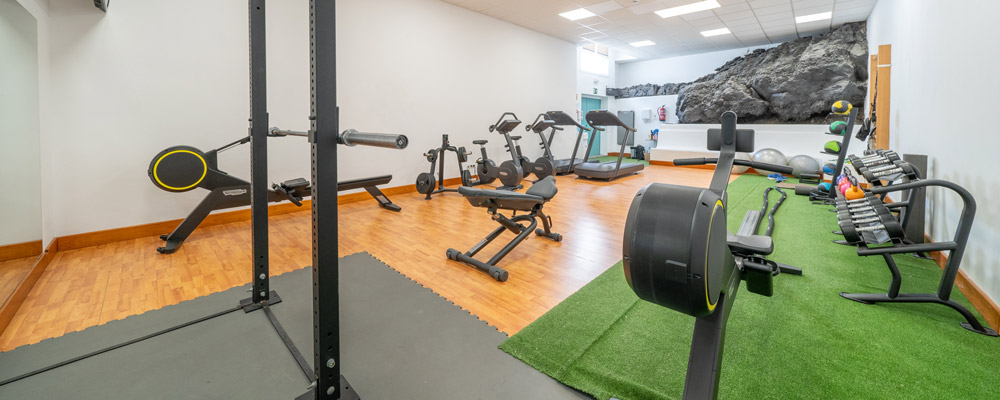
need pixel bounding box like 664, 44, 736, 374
731, 25, 765, 34
754, 3, 793, 15
735, 33, 767, 40
445, 0, 869, 62
793, 5, 834, 15
600, 7, 639, 19
718, 10, 757, 21
830, 16, 864, 25
793, 0, 834, 6
757, 11, 793, 22
834, 0, 877, 9
833, 9, 871, 18
687, 15, 725, 26
714, 2, 753, 15
725, 16, 762, 27
761, 23, 794, 33
680, 10, 718, 21
749, 0, 791, 8
743, 37, 774, 46
629, 1, 670, 15
586, 1, 624, 14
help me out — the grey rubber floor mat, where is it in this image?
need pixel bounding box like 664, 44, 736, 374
0, 252, 589, 399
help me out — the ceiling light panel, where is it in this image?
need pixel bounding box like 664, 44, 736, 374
655, 0, 722, 19
559, 8, 595, 21
796, 11, 833, 24
701, 28, 731, 37
629, 40, 656, 47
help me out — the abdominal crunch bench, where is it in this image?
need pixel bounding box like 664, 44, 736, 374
446, 176, 562, 282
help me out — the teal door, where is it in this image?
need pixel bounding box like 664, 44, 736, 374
581, 97, 602, 158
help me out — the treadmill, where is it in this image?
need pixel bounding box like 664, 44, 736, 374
574, 110, 645, 180
542, 111, 591, 175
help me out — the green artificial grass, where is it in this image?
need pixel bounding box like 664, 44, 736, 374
500, 174, 1000, 400
594, 155, 650, 166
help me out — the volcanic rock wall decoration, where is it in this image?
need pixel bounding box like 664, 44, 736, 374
608, 22, 869, 123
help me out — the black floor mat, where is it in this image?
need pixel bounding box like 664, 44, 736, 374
0, 252, 589, 399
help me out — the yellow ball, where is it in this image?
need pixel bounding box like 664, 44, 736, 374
832, 101, 853, 115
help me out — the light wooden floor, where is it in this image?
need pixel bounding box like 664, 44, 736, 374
0, 256, 38, 308
0, 165, 723, 351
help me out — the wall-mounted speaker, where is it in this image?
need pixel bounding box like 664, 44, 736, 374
94, 0, 109, 12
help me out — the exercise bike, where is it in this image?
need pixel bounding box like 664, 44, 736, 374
622, 111, 794, 399
415, 134, 475, 199
508, 133, 554, 181
465, 113, 525, 190
148, 130, 400, 254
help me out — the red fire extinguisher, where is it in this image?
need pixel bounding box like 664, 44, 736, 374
657, 105, 667, 122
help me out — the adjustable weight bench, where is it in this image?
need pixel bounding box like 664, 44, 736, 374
446, 176, 562, 282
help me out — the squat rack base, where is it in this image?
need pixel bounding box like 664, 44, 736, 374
297, 376, 361, 400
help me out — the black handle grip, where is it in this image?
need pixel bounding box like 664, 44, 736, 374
743, 161, 792, 174
674, 158, 715, 166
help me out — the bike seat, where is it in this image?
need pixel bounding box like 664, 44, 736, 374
726, 232, 773, 256
510, 136, 522, 141
473, 140, 488, 145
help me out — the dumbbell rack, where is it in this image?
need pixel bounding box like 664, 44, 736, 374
844, 150, 925, 246
832, 176, 996, 336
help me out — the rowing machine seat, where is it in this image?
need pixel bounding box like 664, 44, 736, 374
726, 232, 773, 256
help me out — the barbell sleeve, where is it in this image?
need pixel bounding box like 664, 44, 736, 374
339, 129, 408, 149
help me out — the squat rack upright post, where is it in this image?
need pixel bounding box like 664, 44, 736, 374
305, 0, 350, 398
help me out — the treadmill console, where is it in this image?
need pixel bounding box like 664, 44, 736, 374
545, 111, 589, 130
585, 110, 637, 132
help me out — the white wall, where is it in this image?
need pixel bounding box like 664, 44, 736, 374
866, 0, 1000, 303
610, 95, 678, 150
606, 45, 776, 155
15, 0, 52, 247
649, 123, 858, 168
576, 47, 617, 97
575, 48, 619, 156
0, 0, 42, 246
41, 0, 575, 237
615, 45, 775, 88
